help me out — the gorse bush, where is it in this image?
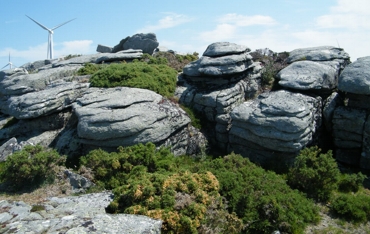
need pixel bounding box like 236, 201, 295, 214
80, 144, 320, 233
287, 146, 340, 202
0, 145, 65, 188
77, 63, 103, 75
89, 62, 178, 97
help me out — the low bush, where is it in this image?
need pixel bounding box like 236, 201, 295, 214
81, 145, 319, 233
89, 62, 178, 97
200, 153, 320, 233
77, 63, 103, 75
338, 172, 366, 193
0, 145, 65, 188
330, 192, 370, 223
287, 146, 340, 202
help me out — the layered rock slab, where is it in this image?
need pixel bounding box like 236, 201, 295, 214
73, 87, 191, 148
229, 90, 321, 166
276, 60, 338, 91
287, 46, 350, 63
338, 56, 370, 95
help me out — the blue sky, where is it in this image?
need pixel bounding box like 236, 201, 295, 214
1, 0, 369, 68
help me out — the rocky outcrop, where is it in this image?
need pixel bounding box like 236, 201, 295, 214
0, 192, 162, 234
72, 87, 202, 154
276, 46, 350, 94
287, 46, 350, 63
335, 56, 370, 169
1, 82, 89, 119
177, 42, 261, 152
111, 33, 159, 55
95, 49, 143, 63
229, 90, 321, 167
96, 44, 113, 53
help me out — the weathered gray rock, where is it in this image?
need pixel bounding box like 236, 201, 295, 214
338, 56, 370, 95
0, 65, 81, 96
0, 192, 162, 234
203, 42, 250, 57
184, 52, 253, 77
95, 49, 143, 63
122, 33, 159, 55
332, 106, 366, 149
276, 60, 338, 91
0, 68, 28, 81
64, 169, 94, 193
52, 54, 103, 67
323, 92, 342, 132
96, 44, 113, 53
112, 36, 130, 53
20, 60, 49, 72
361, 117, 370, 170
287, 46, 350, 63
229, 90, 321, 157
0, 137, 17, 162
0, 82, 89, 119
73, 87, 190, 149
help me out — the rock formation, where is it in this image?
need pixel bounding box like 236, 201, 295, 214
0, 192, 162, 233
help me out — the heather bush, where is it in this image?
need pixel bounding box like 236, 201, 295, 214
77, 63, 103, 75
89, 62, 178, 97
287, 146, 340, 202
0, 145, 65, 188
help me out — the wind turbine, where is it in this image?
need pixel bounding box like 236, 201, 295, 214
1, 53, 14, 70
26, 15, 76, 60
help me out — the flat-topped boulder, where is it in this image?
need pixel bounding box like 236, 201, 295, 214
95, 49, 143, 63
338, 56, 370, 95
276, 60, 338, 91
287, 46, 350, 63
53, 54, 103, 67
229, 90, 321, 159
203, 42, 250, 57
183, 44, 253, 77
0, 65, 81, 96
0, 81, 89, 119
112, 33, 159, 55
73, 87, 191, 148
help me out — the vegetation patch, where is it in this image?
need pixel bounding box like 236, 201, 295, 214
89, 62, 178, 97
0, 145, 65, 189
80, 143, 320, 233
287, 146, 340, 202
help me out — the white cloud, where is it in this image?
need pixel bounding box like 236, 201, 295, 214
219, 14, 277, 26
316, 0, 370, 29
137, 13, 193, 33
198, 24, 237, 43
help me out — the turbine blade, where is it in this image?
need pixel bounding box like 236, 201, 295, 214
52, 18, 76, 31
1, 64, 9, 70
26, 15, 50, 31
9, 52, 10, 62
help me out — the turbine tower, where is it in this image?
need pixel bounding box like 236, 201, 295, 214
1, 53, 14, 70
26, 15, 76, 60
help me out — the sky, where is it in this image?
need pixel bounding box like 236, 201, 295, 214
1, 0, 370, 68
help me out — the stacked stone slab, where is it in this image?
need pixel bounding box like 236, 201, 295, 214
229, 90, 321, 168
176, 42, 262, 151
336, 56, 370, 169
277, 46, 350, 95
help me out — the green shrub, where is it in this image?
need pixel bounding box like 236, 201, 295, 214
287, 146, 340, 202
331, 192, 370, 223
80, 145, 320, 233
180, 104, 202, 129
200, 153, 319, 233
89, 62, 178, 97
0, 145, 65, 188
77, 63, 103, 75
338, 172, 366, 193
